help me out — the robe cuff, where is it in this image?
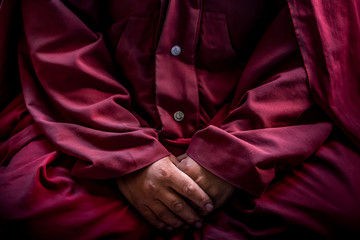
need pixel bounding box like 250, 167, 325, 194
187, 122, 332, 196
71, 134, 171, 179
187, 126, 273, 196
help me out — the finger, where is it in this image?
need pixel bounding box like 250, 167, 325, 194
136, 204, 166, 230
176, 153, 188, 162
160, 188, 203, 228
176, 156, 202, 180
168, 167, 214, 214
176, 157, 235, 208
168, 154, 181, 165
213, 184, 235, 208
151, 199, 184, 229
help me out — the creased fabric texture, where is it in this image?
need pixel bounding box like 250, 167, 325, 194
0, 0, 359, 239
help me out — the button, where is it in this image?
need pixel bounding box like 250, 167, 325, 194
174, 111, 185, 122
171, 45, 181, 56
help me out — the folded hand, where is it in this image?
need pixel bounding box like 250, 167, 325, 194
116, 155, 214, 230
177, 154, 235, 211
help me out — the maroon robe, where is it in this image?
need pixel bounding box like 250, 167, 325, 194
1, 0, 359, 239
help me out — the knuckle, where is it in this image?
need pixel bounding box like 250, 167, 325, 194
173, 221, 184, 228
186, 217, 197, 224
178, 161, 190, 172
138, 203, 148, 211
154, 221, 165, 229
172, 201, 184, 212
137, 205, 165, 229
150, 219, 165, 229
183, 184, 195, 195
156, 166, 171, 180
194, 175, 205, 185
146, 181, 160, 194
157, 209, 169, 220
211, 191, 222, 201
198, 195, 209, 206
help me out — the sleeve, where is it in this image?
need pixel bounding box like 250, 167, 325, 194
186, 7, 333, 196
18, 0, 170, 179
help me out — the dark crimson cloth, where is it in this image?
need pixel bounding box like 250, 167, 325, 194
0, 0, 359, 239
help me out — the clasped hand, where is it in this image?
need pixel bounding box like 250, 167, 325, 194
116, 154, 234, 230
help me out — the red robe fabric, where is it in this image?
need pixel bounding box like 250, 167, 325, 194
0, 0, 359, 239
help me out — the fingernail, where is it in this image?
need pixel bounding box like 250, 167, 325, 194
195, 221, 203, 228
205, 203, 214, 212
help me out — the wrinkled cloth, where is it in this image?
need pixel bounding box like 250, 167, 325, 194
0, 0, 359, 239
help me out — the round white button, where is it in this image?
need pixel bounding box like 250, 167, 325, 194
174, 111, 185, 122
171, 45, 182, 56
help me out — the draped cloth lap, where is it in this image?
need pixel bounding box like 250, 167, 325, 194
0, 0, 359, 239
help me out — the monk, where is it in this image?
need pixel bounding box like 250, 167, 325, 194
1, 0, 359, 239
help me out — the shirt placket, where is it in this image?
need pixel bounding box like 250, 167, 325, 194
155, 0, 202, 139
